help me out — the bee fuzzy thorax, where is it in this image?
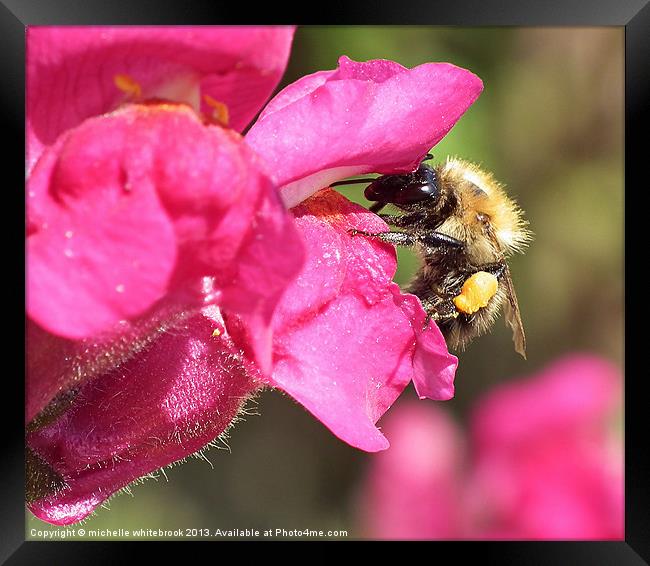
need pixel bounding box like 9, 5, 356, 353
440, 157, 530, 256
341, 152, 530, 357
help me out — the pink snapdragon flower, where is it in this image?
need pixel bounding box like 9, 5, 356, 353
357, 355, 624, 540
27, 26, 295, 173
26, 27, 482, 525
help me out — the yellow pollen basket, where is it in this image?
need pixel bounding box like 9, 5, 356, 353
453, 271, 499, 315
203, 94, 230, 127
114, 74, 142, 100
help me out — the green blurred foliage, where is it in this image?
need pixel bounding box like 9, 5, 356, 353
27, 26, 623, 540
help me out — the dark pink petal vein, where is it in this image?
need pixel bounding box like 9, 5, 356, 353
27, 307, 261, 525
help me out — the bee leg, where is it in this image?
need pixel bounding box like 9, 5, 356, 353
420, 297, 458, 330
348, 229, 463, 251
418, 232, 464, 251
348, 229, 416, 247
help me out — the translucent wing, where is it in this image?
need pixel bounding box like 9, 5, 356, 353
500, 262, 527, 358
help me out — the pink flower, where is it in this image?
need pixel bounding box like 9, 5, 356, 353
27, 102, 302, 375
27, 26, 295, 173
26, 27, 482, 525
468, 355, 623, 539
358, 355, 624, 540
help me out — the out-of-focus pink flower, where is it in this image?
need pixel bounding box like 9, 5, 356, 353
358, 355, 624, 540
26, 27, 481, 525
468, 355, 623, 540
357, 402, 466, 538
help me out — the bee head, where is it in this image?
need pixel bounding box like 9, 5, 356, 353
364, 163, 440, 207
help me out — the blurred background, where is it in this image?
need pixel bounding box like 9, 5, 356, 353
27, 26, 624, 540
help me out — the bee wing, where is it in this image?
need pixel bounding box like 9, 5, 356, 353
483, 223, 527, 358
501, 263, 527, 358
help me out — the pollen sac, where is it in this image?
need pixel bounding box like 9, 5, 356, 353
453, 271, 498, 315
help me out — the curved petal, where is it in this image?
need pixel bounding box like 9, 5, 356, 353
266, 190, 457, 452
27, 103, 304, 372
395, 292, 458, 401
26, 307, 261, 525
27, 26, 295, 171
246, 56, 483, 207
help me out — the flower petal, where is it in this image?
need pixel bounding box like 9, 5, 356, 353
27, 26, 295, 171
26, 307, 260, 526
266, 190, 456, 452
27, 103, 304, 372
246, 56, 483, 207
394, 292, 458, 401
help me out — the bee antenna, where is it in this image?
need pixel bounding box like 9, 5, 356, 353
329, 178, 373, 187
423, 153, 434, 162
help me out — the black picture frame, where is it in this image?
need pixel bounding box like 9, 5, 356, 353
7, 1, 646, 563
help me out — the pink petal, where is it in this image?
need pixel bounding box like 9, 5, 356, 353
246, 56, 483, 207
27, 26, 295, 171
27, 103, 304, 372
396, 292, 458, 401
27, 307, 261, 526
266, 190, 457, 452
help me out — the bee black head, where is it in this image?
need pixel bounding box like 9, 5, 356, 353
364, 163, 439, 206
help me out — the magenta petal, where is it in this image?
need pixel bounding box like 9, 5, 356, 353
27, 104, 304, 373
395, 292, 458, 400
27, 26, 295, 171
266, 190, 457, 452
27, 307, 260, 525
27, 119, 177, 339
246, 56, 483, 206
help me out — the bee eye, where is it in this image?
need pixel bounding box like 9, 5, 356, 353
392, 181, 438, 204
364, 165, 439, 205
392, 166, 439, 204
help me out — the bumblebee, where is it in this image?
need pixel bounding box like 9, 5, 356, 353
332, 155, 531, 357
